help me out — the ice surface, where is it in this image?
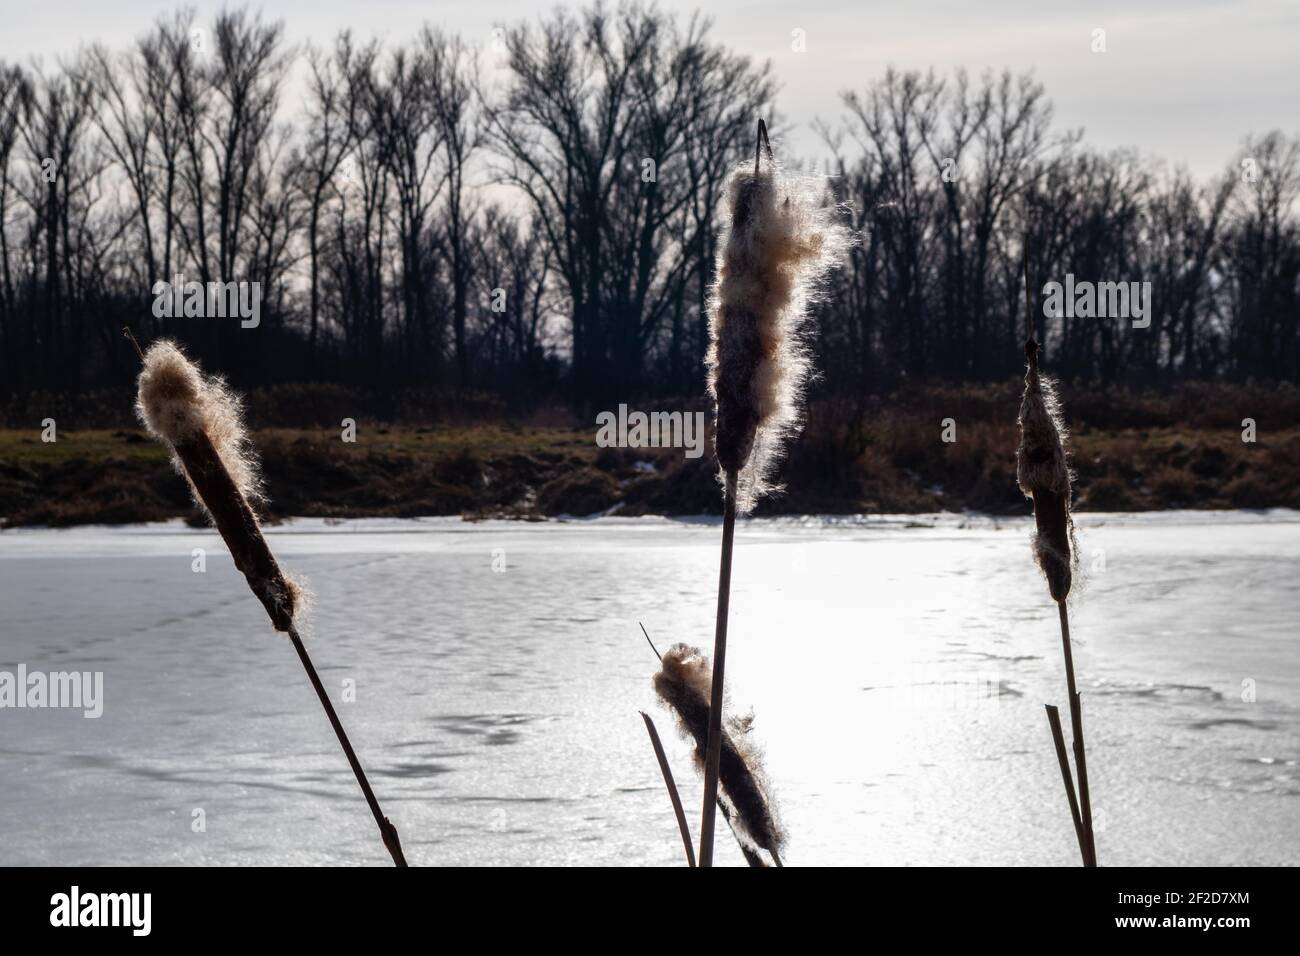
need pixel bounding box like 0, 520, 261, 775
1, 511, 1297, 865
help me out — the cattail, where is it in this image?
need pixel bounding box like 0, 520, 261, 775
706, 143, 850, 513
653, 643, 785, 865
136, 340, 299, 630
132, 335, 406, 866
695, 120, 848, 867
1017, 254, 1096, 866
1016, 354, 1075, 603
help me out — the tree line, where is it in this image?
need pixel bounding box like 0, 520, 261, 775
0, 2, 1296, 414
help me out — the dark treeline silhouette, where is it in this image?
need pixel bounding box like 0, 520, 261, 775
0, 2, 1296, 416
818, 70, 1299, 391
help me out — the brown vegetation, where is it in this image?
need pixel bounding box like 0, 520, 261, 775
2, 382, 1297, 527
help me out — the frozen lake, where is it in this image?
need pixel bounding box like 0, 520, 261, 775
1, 511, 1297, 866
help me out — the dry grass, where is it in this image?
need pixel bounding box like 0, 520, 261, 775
4, 383, 1299, 526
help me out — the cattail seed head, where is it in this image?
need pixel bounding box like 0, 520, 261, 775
706, 163, 849, 513
136, 340, 300, 631
1016, 354, 1075, 601
136, 340, 262, 503
652, 643, 785, 861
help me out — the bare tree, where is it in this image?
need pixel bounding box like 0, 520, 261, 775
484, 2, 773, 407
295, 35, 360, 372
19, 57, 99, 389
0, 63, 30, 393
422, 28, 480, 387
473, 203, 556, 400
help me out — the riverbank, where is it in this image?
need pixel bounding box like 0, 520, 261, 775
2, 393, 1296, 526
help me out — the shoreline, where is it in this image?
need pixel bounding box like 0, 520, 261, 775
3, 417, 1297, 528
4, 507, 1298, 537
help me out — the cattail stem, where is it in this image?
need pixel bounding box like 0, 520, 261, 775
1044, 704, 1087, 862
287, 623, 408, 867
1023, 243, 1036, 346
1057, 602, 1096, 865
1057, 601, 1078, 700
754, 117, 771, 174
1046, 601, 1096, 866
699, 471, 738, 867
1071, 690, 1096, 866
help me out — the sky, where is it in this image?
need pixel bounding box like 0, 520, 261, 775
2, 0, 1297, 179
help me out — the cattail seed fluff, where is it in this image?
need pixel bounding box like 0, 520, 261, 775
136, 340, 300, 631
1016, 356, 1074, 602
706, 163, 849, 513
652, 643, 785, 861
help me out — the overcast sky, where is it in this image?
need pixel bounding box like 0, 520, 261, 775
3, 0, 1296, 179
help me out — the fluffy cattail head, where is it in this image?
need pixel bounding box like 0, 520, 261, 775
706, 160, 849, 513
136, 339, 261, 505
136, 340, 299, 631
1016, 348, 1075, 602
652, 643, 785, 862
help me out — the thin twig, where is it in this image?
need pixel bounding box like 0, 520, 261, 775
640, 621, 661, 662
640, 712, 695, 867
122, 326, 145, 361
699, 470, 738, 867
1045, 704, 1087, 865
286, 624, 408, 867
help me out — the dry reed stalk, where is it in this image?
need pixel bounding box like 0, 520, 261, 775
700, 118, 848, 866
1016, 260, 1097, 867
640, 711, 696, 867
129, 332, 407, 867
1045, 704, 1086, 861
